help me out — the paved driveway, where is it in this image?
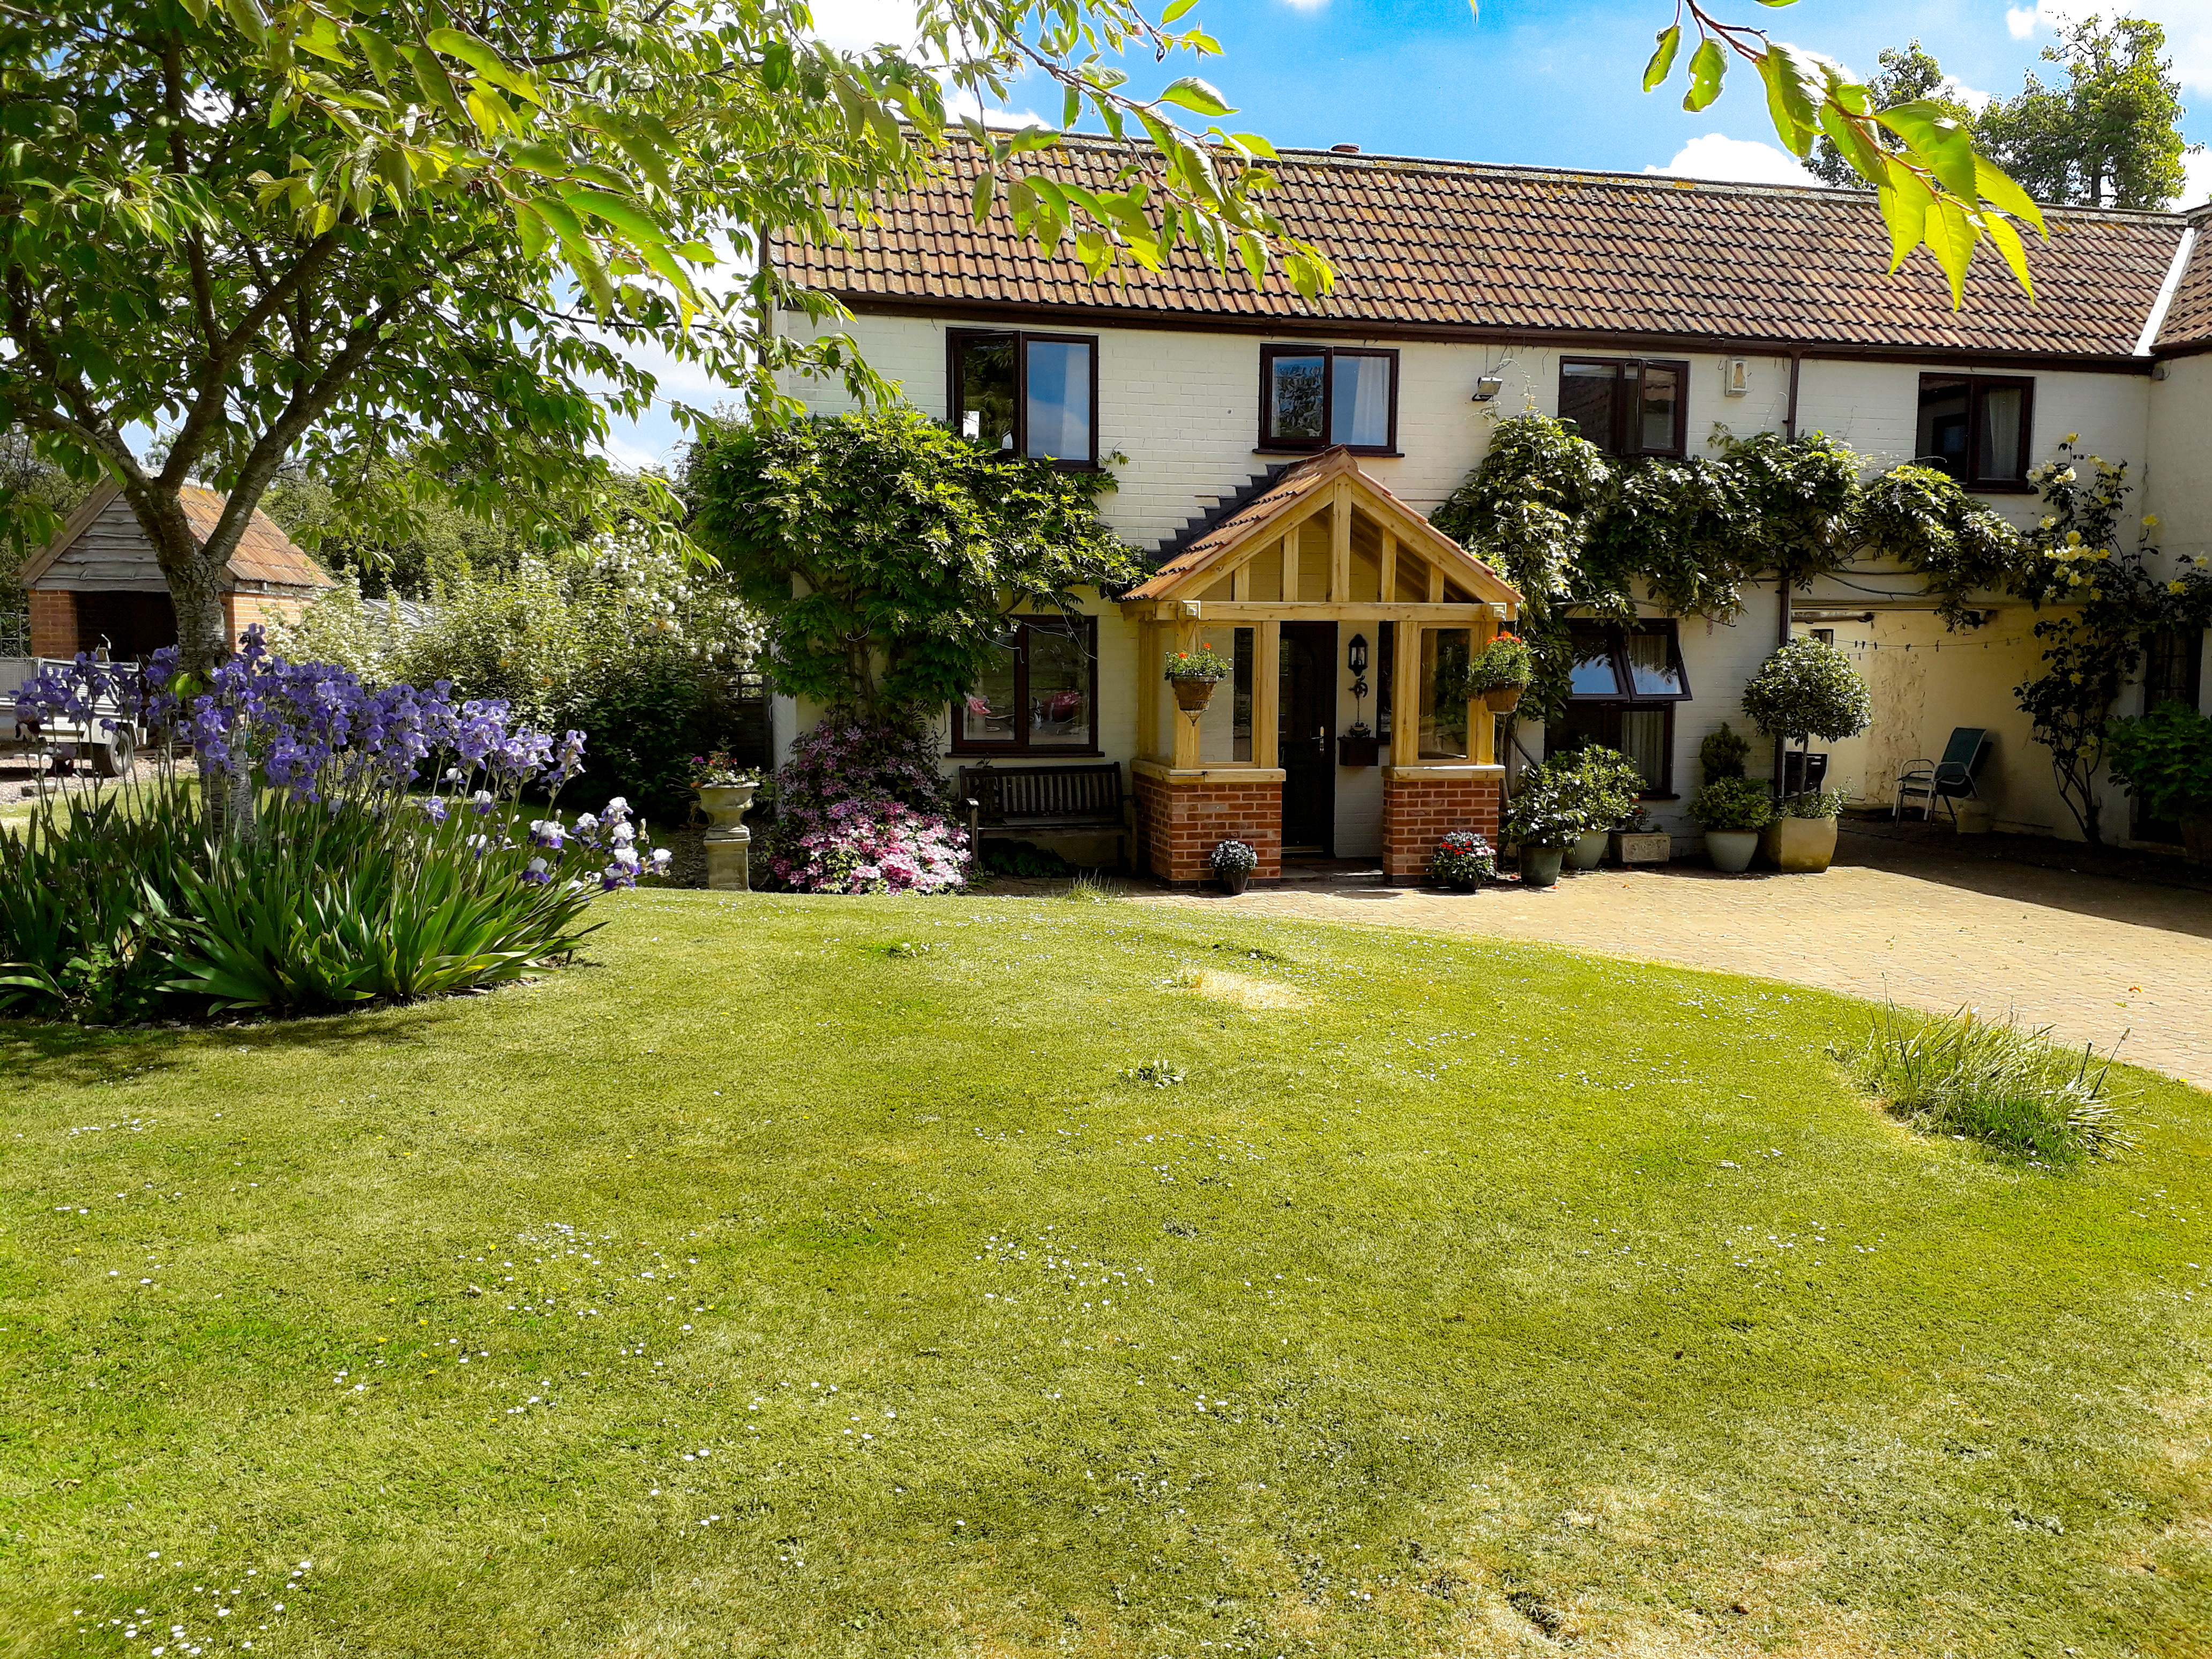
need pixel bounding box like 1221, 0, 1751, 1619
1135, 829, 2212, 1091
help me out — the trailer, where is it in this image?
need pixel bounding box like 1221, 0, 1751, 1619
4, 656, 150, 776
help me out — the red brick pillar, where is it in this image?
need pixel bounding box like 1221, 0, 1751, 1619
1131, 763, 1285, 886
28, 589, 76, 657
1381, 765, 1504, 884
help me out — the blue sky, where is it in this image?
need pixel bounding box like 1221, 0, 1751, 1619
597, 0, 2212, 466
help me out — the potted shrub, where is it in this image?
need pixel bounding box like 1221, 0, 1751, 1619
1555, 745, 1646, 869
1688, 776, 1773, 873
1210, 838, 1259, 895
1464, 631, 1536, 713
1502, 766, 1587, 889
1164, 644, 1234, 714
1739, 639, 1871, 857
1763, 786, 1851, 872
2106, 701, 2212, 863
1428, 828, 1497, 893
1698, 722, 1750, 784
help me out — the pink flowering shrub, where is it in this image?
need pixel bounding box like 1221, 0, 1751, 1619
761, 715, 969, 895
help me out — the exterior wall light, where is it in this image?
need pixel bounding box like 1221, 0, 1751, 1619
1470, 373, 1505, 402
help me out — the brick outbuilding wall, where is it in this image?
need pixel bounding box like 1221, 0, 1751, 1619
1132, 765, 1284, 886
27, 590, 75, 658
1380, 767, 1503, 884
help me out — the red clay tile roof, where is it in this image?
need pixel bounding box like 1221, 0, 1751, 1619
775, 138, 2190, 363
2153, 219, 2212, 352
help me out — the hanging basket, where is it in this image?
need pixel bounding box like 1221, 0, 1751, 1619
1170, 676, 1220, 714
1482, 683, 1525, 714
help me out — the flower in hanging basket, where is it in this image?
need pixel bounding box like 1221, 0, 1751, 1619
1164, 645, 1234, 682
1462, 632, 1536, 696
1209, 838, 1259, 875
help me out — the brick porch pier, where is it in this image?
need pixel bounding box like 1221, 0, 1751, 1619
1380, 764, 1505, 884
1131, 761, 1286, 886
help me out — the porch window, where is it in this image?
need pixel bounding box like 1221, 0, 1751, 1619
1557, 358, 1687, 458
951, 615, 1100, 754
1259, 345, 1398, 453
1916, 374, 2033, 490
1417, 626, 1472, 759
1553, 620, 1690, 795
948, 331, 1098, 466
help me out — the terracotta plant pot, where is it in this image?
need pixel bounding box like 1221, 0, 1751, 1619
1704, 829, 1759, 873
1759, 814, 1839, 873
1565, 829, 1609, 870
1170, 676, 1220, 714
1519, 846, 1566, 888
1482, 684, 1525, 714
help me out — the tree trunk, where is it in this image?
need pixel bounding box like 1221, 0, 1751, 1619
116, 478, 230, 675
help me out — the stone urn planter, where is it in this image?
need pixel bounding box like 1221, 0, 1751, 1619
1519, 846, 1567, 889
697, 781, 758, 891
1170, 676, 1220, 714
1759, 814, 1838, 873
1565, 829, 1609, 870
1482, 684, 1525, 715
1611, 829, 1670, 866
1704, 829, 1759, 873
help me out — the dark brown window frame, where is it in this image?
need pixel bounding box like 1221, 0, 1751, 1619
1551, 619, 1692, 797
947, 612, 1103, 757
1257, 343, 1400, 454
946, 328, 1102, 469
1914, 372, 2036, 493
1557, 356, 1691, 458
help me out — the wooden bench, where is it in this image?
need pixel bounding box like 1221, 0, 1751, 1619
959, 761, 1129, 870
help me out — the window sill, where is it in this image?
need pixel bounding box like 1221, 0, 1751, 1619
1254, 447, 1403, 459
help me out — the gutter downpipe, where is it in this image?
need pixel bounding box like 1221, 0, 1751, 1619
1773, 352, 1804, 794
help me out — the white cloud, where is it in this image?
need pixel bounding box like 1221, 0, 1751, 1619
2173, 144, 2212, 209
805, 0, 919, 54
1278, 0, 1330, 11
1646, 134, 1821, 188
2007, 6, 2040, 40
2004, 2, 2212, 98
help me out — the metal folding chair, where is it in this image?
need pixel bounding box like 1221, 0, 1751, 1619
1894, 728, 1992, 824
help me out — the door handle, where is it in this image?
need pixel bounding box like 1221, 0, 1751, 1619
1314, 726, 1327, 742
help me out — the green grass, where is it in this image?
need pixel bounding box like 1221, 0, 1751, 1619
3, 892, 2209, 1657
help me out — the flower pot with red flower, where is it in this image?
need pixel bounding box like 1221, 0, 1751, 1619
1464, 631, 1536, 714
1164, 644, 1233, 714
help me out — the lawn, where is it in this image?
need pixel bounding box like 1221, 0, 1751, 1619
2, 890, 2208, 1658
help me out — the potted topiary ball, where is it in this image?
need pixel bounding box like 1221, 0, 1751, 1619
1209, 837, 1259, 895
1164, 644, 1234, 714
1687, 776, 1774, 873
1739, 639, 1872, 873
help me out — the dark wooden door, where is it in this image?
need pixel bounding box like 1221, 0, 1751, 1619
1279, 621, 1337, 854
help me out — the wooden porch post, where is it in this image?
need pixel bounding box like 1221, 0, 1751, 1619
1254, 619, 1281, 769
1171, 610, 1203, 771
1279, 534, 1297, 603
1379, 530, 1397, 605
1136, 620, 1161, 761
1392, 622, 1423, 767
1329, 483, 1351, 603
1470, 610, 1498, 766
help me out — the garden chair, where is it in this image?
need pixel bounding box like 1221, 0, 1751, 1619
1893, 728, 1992, 824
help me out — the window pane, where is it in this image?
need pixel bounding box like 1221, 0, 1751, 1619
1232, 628, 1254, 762
1268, 353, 1326, 442
1331, 353, 1392, 447
1618, 708, 1668, 791
1976, 384, 2026, 482
1024, 340, 1092, 461
1559, 363, 1617, 452
1638, 365, 1679, 453
1419, 627, 1470, 759
962, 627, 1019, 742
954, 335, 1017, 453
1567, 631, 1624, 696
1026, 622, 1089, 745
1625, 628, 1686, 696
1917, 378, 1970, 480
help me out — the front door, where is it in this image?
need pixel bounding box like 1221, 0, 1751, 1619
1279, 621, 1337, 855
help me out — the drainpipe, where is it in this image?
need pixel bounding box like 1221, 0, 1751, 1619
1773, 352, 1804, 794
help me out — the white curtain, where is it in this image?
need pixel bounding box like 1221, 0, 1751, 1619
1331, 354, 1392, 447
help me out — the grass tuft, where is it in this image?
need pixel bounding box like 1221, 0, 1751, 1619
1832, 1002, 2136, 1165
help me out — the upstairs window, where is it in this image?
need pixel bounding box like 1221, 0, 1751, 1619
948, 331, 1097, 466
1558, 358, 1687, 458
1916, 374, 2033, 490
1259, 345, 1398, 452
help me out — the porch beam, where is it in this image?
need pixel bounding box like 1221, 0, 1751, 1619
1119, 601, 1500, 624
1170, 611, 1202, 770
1329, 483, 1351, 604
1135, 620, 1161, 761
1379, 530, 1396, 605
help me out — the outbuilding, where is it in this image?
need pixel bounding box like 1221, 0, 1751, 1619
19, 482, 331, 660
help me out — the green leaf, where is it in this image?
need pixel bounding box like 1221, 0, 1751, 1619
1230, 131, 1278, 159
1877, 101, 1977, 203
222, 0, 266, 46
1163, 0, 1202, 19
1817, 103, 1888, 186
512, 199, 549, 260
1925, 195, 1980, 308
1063, 84, 1081, 130
1757, 43, 1822, 156
425, 27, 546, 108
562, 188, 671, 252
1877, 165, 1933, 272
1983, 209, 2034, 301
1643, 26, 1680, 93
1236, 230, 1266, 283
356, 28, 400, 88
1156, 77, 1235, 118
1973, 156, 2047, 238
970, 166, 997, 225
400, 45, 472, 129
1683, 39, 1726, 114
